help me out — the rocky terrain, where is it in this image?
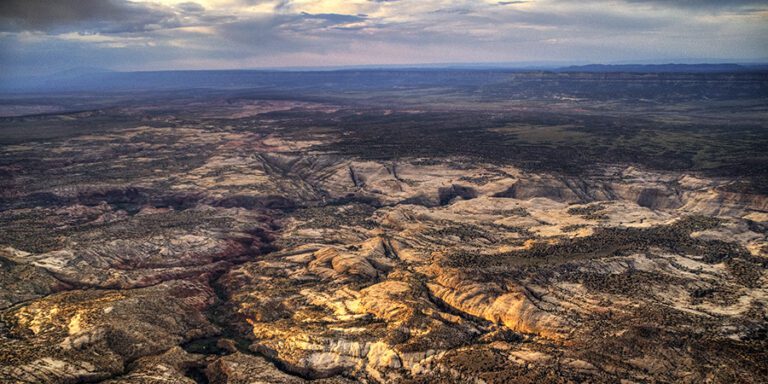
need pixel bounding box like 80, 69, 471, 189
1, 76, 767, 383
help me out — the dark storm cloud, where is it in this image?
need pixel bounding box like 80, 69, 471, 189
300, 13, 367, 24
213, 11, 367, 52
216, 15, 289, 44
0, 0, 179, 34
512, 8, 674, 31
430, 8, 473, 15
177, 2, 206, 14
625, 0, 768, 11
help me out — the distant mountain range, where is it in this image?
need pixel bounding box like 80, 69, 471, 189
1, 63, 766, 93
555, 63, 768, 73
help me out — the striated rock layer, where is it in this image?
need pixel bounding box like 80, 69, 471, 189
1, 101, 766, 383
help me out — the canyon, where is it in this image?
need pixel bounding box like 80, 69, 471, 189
1, 71, 766, 383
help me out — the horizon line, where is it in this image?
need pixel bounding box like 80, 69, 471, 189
50, 60, 768, 75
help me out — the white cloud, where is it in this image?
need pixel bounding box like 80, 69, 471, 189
1, 0, 766, 76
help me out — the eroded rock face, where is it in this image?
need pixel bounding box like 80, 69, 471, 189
1, 102, 766, 383
213, 159, 766, 382
100, 347, 204, 384
0, 280, 218, 383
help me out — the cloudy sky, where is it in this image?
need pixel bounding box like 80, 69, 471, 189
1, 0, 767, 76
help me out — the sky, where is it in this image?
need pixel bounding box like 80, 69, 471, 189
1, 0, 767, 76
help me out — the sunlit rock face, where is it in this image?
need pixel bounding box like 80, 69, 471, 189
0, 94, 766, 383
213, 159, 766, 382
0, 280, 218, 383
